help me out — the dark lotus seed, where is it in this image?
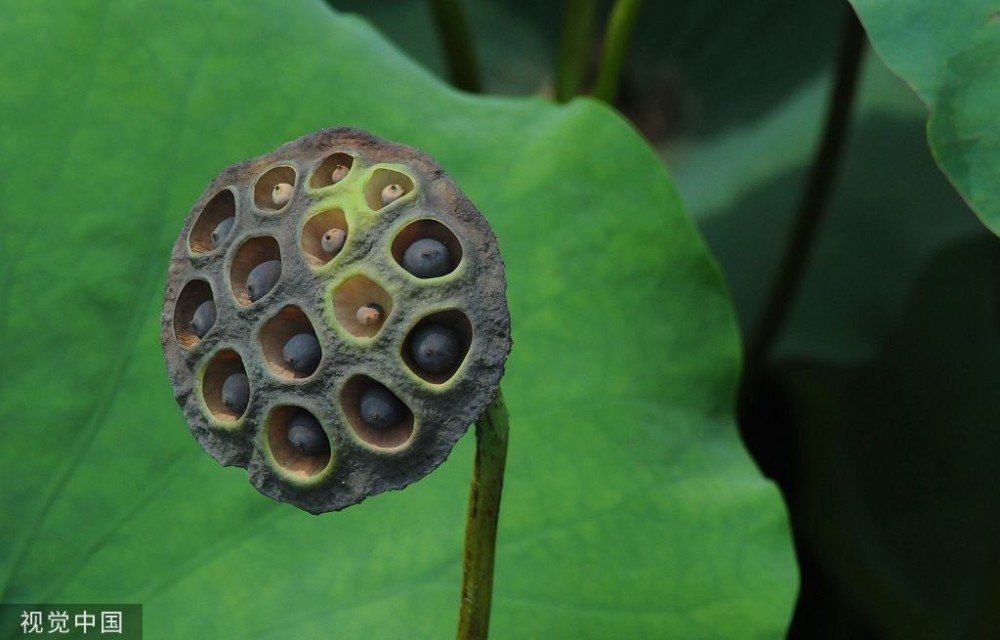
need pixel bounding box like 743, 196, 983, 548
221, 372, 249, 416
288, 410, 329, 456
190, 300, 216, 338
211, 217, 235, 249
282, 333, 321, 374
402, 238, 451, 278
246, 259, 281, 302
359, 384, 405, 430
410, 323, 460, 374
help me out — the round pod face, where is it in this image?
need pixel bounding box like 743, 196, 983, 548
160, 128, 511, 514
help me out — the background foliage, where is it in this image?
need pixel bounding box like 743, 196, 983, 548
0, 1, 794, 639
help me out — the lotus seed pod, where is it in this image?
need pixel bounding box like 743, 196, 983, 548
222, 372, 250, 415
161, 127, 511, 514
356, 303, 383, 326
272, 182, 293, 207
410, 323, 460, 374
321, 228, 346, 255
190, 300, 216, 338
288, 410, 330, 456
403, 238, 451, 278
246, 259, 281, 302
211, 216, 235, 249
282, 333, 321, 374
381, 183, 405, 206
330, 164, 350, 184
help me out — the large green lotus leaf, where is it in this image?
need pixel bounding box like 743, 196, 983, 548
850, 0, 1000, 231
0, 1, 794, 638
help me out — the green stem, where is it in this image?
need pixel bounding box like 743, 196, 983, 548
429, 0, 482, 93
743, 7, 866, 374
592, 0, 645, 104
737, 6, 866, 482
555, 0, 598, 102
457, 388, 509, 640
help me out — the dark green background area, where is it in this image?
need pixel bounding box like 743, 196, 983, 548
0, 1, 794, 639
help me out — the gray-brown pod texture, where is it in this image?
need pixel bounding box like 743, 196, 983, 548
160, 128, 512, 514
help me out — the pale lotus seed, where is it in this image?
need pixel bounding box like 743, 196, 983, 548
356, 303, 384, 326
321, 228, 346, 255
272, 182, 293, 207
330, 164, 349, 184
380, 183, 405, 206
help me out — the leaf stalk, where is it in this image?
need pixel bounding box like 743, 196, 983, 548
430, 0, 482, 93
456, 388, 509, 640
592, 0, 645, 104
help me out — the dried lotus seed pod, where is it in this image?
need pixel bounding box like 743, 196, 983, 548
160, 127, 511, 514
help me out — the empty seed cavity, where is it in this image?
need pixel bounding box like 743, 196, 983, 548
301, 209, 348, 267
188, 189, 237, 254
266, 406, 333, 479
260, 305, 323, 379
364, 168, 414, 210
330, 275, 393, 338
173, 279, 216, 348
310, 152, 355, 189
201, 349, 250, 424
231, 236, 281, 305
340, 376, 414, 449
254, 166, 297, 211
